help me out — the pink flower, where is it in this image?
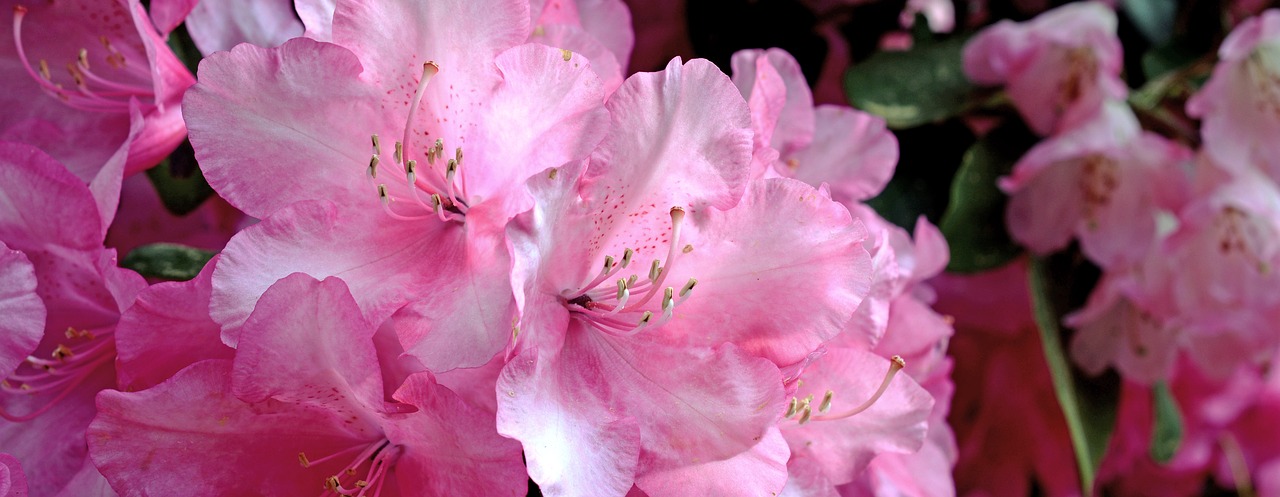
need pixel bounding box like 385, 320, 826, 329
496, 58, 874, 497
89, 273, 526, 497
0, 142, 147, 497
731, 48, 899, 203
1000, 102, 1192, 269
186, 0, 610, 371
962, 1, 1125, 136
1187, 9, 1280, 183
3, 0, 195, 176
179, 0, 304, 54
0, 454, 28, 497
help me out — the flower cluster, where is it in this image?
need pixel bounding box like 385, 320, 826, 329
0, 1, 953, 496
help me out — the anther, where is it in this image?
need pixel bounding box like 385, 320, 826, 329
371, 134, 381, 156
785, 397, 799, 418
37, 59, 50, 80
378, 184, 390, 205
638, 311, 653, 324
602, 255, 615, 272
662, 287, 674, 313
621, 248, 634, 268
455, 147, 463, 165
405, 159, 417, 183
52, 344, 73, 362
394, 141, 403, 165
66, 63, 84, 87
298, 452, 310, 468
819, 390, 834, 414
77, 48, 89, 69
367, 155, 379, 179
679, 278, 697, 298
648, 260, 662, 281
325, 476, 340, 491
64, 327, 78, 339
446, 159, 458, 181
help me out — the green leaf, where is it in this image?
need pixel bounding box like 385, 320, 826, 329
844, 35, 976, 129
121, 243, 215, 281
1150, 381, 1184, 463
1029, 256, 1118, 496
146, 139, 215, 216
937, 123, 1034, 272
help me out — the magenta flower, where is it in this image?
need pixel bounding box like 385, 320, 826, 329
1000, 102, 1192, 269
186, 0, 611, 371
496, 57, 874, 497
3, 0, 194, 177
0, 142, 147, 497
1187, 9, 1280, 183
89, 273, 526, 497
962, 1, 1125, 136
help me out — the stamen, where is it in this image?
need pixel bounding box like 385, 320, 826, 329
38, 59, 50, 80
367, 155, 379, 179
810, 356, 906, 421
401, 61, 440, 174
785, 397, 799, 418
77, 48, 89, 69
394, 141, 403, 165
648, 260, 661, 281
371, 134, 381, 156
626, 207, 686, 310
620, 248, 634, 268
679, 278, 697, 298
819, 390, 834, 414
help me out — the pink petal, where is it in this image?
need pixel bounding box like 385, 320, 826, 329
148, 0, 198, 35
730, 49, 815, 159
230, 273, 384, 412
0, 244, 43, 380
0, 453, 28, 497
185, 38, 392, 218
786, 106, 898, 203
385, 372, 527, 497
115, 256, 232, 391
658, 178, 873, 366
635, 427, 790, 497
909, 217, 949, 282
783, 348, 933, 486
498, 348, 642, 497
296, 0, 336, 41
730, 49, 787, 177
533, 0, 635, 75
0, 142, 103, 251
90, 360, 383, 496
779, 455, 840, 497
2, 366, 115, 497
184, 0, 305, 54
583, 57, 754, 216
210, 200, 430, 339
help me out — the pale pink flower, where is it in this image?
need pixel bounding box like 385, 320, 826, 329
962, 1, 1125, 135
180, 0, 304, 54
528, 0, 635, 92
1000, 102, 1192, 269
90, 274, 526, 497
0, 142, 147, 497
3, 0, 194, 176
731, 48, 898, 203
186, 0, 610, 371
1066, 271, 1182, 384
1187, 9, 1280, 183
497, 58, 874, 497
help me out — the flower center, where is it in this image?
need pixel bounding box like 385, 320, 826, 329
298, 438, 400, 497
365, 62, 470, 224
1078, 154, 1119, 229
1, 326, 114, 422
1056, 46, 1099, 114
562, 207, 699, 337
785, 355, 905, 425
1213, 205, 1271, 273
12, 6, 155, 114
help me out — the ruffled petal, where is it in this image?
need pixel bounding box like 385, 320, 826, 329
184, 0, 305, 54
0, 244, 43, 380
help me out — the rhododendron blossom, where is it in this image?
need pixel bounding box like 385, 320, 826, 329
187, 0, 610, 371
0, 142, 146, 497
498, 58, 875, 497
962, 1, 1125, 135
89, 274, 525, 497
3, 0, 193, 176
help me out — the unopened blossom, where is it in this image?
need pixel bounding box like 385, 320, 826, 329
1000, 102, 1192, 269
90, 274, 526, 497
187, 0, 610, 371
0, 142, 147, 497
1187, 9, 1280, 183
962, 1, 1125, 135
2, 0, 194, 178
498, 57, 874, 497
